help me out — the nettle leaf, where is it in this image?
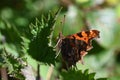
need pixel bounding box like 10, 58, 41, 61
21, 36, 30, 55
27, 8, 62, 65
61, 68, 107, 80
1, 49, 27, 80
96, 78, 108, 80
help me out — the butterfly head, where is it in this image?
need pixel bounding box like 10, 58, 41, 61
89, 30, 100, 39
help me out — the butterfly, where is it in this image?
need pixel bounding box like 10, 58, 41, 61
56, 30, 100, 68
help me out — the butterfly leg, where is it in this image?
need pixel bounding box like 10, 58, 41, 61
87, 45, 93, 51
55, 49, 61, 58
79, 51, 87, 64
54, 38, 62, 48
87, 40, 93, 51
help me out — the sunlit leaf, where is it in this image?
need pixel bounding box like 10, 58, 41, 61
27, 8, 62, 65
61, 68, 107, 80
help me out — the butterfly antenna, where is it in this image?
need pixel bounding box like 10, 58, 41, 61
61, 15, 66, 34
55, 15, 66, 58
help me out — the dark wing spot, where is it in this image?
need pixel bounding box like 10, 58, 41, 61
84, 38, 86, 40
77, 32, 83, 37
85, 31, 90, 37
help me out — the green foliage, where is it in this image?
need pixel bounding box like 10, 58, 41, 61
0, 19, 22, 57
1, 49, 27, 79
23, 8, 62, 65
1, 0, 120, 80
61, 68, 107, 80
0, 19, 21, 44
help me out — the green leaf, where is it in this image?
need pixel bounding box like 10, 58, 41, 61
61, 69, 81, 80
84, 69, 89, 76
88, 9, 117, 48
27, 8, 62, 65
61, 68, 107, 80
21, 36, 30, 55
96, 78, 108, 80
88, 73, 96, 80
1, 49, 27, 80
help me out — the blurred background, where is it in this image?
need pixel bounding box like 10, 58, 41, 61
0, 0, 120, 80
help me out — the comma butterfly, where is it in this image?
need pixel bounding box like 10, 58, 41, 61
56, 30, 100, 68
